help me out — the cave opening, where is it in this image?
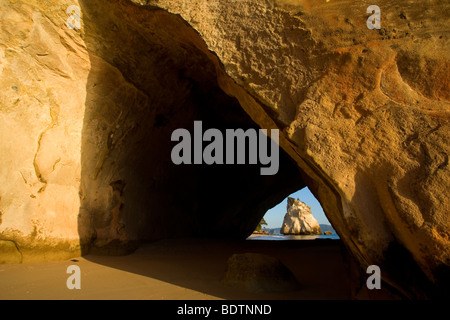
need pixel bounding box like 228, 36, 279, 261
78, 0, 308, 254
73, 0, 354, 299
1, 0, 445, 301
252, 187, 337, 239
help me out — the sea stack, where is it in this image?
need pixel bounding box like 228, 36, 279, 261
281, 198, 322, 235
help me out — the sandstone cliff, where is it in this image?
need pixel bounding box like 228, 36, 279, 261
281, 197, 322, 235
0, 0, 448, 298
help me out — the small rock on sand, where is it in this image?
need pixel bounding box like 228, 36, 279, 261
223, 253, 300, 293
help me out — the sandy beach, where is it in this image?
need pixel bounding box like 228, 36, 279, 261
0, 238, 350, 300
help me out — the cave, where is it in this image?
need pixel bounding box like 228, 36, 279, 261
72, 0, 447, 299
1, 0, 447, 300
78, 0, 305, 254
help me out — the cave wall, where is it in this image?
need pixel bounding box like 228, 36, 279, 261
0, 0, 449, 298
0, 0, 88, 262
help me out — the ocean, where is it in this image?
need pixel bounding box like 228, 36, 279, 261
247, 233, 340, 240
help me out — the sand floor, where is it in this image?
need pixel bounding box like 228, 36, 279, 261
0, 238, 351, 300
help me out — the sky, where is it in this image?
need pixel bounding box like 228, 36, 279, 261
263, 187, 330, 229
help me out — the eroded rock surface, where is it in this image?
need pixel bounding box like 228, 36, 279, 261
0, 0, 448, 298
281, 197, 322, 235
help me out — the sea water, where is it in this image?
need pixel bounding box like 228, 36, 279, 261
247, 233, 340, 240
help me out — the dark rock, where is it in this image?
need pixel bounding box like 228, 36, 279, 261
223, 253, 300, 293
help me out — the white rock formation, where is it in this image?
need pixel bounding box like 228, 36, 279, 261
281, 197, 322, 235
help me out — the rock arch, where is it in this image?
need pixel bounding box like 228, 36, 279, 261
0, 0, 448, 298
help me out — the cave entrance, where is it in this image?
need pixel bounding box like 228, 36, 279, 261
74, 0, 352, 299
78, 0, 307, 254
249, 187, 338, 239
